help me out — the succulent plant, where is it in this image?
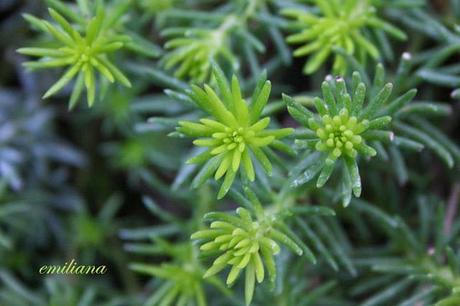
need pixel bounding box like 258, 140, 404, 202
161, 19, 238, 82
283, 0, 407, 74
285, 70, 396, 205
6, 1, 460, 306
192, 207, 303, 305
176, 66, 293, 199
130, 241, 229, 306
18, 5, 131, 108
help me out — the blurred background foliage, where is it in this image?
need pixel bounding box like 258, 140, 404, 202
0, 0, 459, 306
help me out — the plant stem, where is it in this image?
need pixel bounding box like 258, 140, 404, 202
443, 182, 460, 235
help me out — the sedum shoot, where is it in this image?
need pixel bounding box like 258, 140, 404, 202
177, 66, 293, 199
285, 70, 396, 205
192, 206, 303, 305
18, 4, 132, 108
283, 0, 407, 74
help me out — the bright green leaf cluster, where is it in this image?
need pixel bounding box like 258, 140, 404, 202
176, 67, 293, 199
161, 20, 238, 82
283, 0, 407, 74
319, 55, 458, 180
191, 207, 303, 305
18, 6, 131, 108
135, 262, 206, 306
311, 108, 375, 161
285, 72, 396, 205
130, 240, 229, 306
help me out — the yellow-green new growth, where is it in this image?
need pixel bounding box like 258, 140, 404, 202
283, 0, 407, 75
177, 66, 293, 199
285, 70, 397, 205
18, 7, 131, 108
161, 17, 238, 82
313, 108, 372, 161
130, 240, 231, 306
191, 207, 303, 305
